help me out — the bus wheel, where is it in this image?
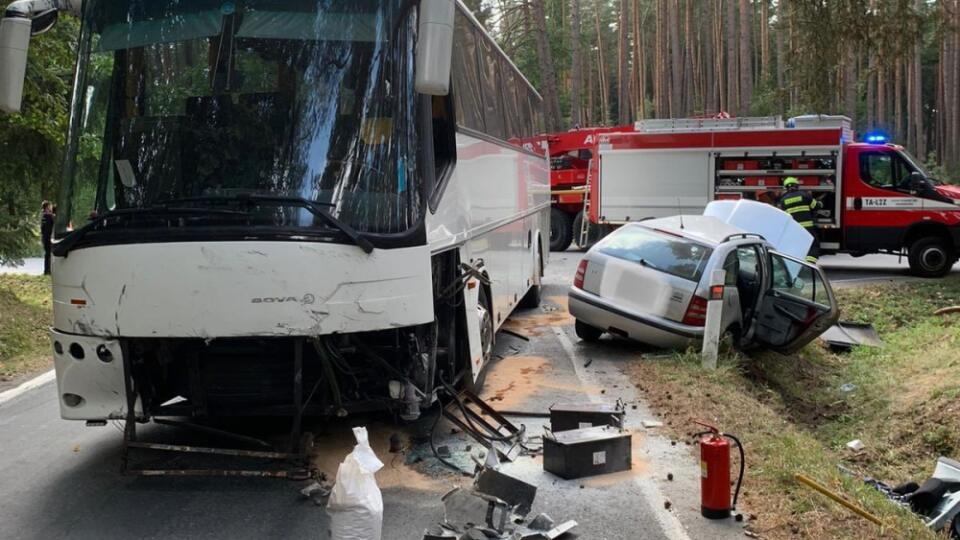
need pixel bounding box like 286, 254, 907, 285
908, 237, 954, 277
550, 208, 573, 251
466, 286, 495, 393
520, 244, 543, 309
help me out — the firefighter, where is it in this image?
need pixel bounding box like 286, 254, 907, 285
778, 177, 821, 263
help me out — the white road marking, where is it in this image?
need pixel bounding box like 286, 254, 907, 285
0, 369, 55, 406
552, 326, 692, 540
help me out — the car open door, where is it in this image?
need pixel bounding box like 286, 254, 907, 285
751, 251, 840, 354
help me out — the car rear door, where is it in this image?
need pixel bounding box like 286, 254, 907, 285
750, 251, 839, 354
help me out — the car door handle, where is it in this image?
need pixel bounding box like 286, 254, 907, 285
853, 197, 863, 210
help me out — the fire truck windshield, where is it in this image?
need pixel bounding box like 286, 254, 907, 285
57, 0, 422, 241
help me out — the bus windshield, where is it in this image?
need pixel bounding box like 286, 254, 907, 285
59, 0, 422, 239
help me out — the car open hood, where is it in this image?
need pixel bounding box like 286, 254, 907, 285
703, 200, 813, 260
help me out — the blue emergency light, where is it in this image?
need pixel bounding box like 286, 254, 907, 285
864, 132, 889, 144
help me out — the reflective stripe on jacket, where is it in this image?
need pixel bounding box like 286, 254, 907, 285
777, 191, 819, 229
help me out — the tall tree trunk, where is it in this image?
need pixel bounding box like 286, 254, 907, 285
617, 0, 631, 124
529, 0, 562, 132
843, 43, 857, 125
760, 0, 770, 85
654, 0, 664, 116
715, 0, 725, 112
913, 0, 925, 159
633, 0, 646, 119
738, 0, 752, 113
724, 0, 738, 115
569, 0, 583, 127
593, 0, 610, 124
667, 0, 681, 117
586, 48, 596, 125
895, 58, 904, 142
866, 51, 877, 129
683, 0, 696, 115
951, 0, 960, 169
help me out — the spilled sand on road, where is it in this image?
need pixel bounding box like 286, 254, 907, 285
308, 423, 446, 492
480, 355, 599, 410
500, 296, 573, 337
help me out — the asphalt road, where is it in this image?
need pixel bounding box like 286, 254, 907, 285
0, 252, 756, 540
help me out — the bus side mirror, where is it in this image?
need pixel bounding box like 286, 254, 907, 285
414, 0, 454, 96
0, 16, 32, 113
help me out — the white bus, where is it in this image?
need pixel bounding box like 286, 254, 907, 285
0, 0, 548, 427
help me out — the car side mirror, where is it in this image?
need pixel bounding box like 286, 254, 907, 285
414, 0, 454, 96
907, 171, 927, 191
0, 16, 33, 113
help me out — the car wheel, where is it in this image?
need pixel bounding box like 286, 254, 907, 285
575, 319, 603, 342
549, 208, 573, 251
466, 286, 495, 393
908, 237, 954, 278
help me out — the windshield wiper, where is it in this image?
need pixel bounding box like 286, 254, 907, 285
241, 195, 375, 254
52, 206, 250, 257
159, 195, 373, 254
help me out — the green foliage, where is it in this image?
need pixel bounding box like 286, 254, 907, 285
0, 15, 79, 264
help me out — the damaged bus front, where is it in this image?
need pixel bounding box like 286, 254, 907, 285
0, 0, 523, 426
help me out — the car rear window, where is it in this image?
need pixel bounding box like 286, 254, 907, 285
596, 225, 714, 282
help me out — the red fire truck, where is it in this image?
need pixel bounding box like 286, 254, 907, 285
574, 115, 960, 276
539, 125, 635, 250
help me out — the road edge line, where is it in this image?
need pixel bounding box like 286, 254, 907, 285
0, 369, 55, 406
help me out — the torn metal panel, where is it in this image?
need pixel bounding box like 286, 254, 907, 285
441, 487, 511, 533
819, 322, 882, 351
474, 468, 537, 517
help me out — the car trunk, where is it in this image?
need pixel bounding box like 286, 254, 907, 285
583, 256, 697, 323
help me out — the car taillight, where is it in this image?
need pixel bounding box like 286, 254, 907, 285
682, 295, 709, 326
574, 259, 589, 289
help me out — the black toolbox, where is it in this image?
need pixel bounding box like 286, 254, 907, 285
543, 425, 632, 479
549, 401, 626, 432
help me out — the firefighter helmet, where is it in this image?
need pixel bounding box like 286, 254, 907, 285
783, 176, 800, 188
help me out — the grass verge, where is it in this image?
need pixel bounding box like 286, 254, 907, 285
630, 276, 960, 539
0, 274, 52, 383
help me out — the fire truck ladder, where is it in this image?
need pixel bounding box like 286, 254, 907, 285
577, 161, 593, 249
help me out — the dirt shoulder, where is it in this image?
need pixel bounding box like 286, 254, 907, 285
0, 274, 53, 391
629, 276, 960, 539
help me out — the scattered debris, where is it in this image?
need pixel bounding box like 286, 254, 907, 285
642, 420, 664, 428
549, 401, 626, 432
819, 322, 882, 352
441, 487, 511, 533
839, 383, 856, 393
846, 439, 865, 452
664, 499, 672, 510
528, 514, 555, 531
500, 328, 531, 341
934, 306, 960, 316
583, 358, 594, 368
440, 388, 524, 463
475, 468, 537, 516
389, 433, 403, 453
667, 473, 674, 481
794, 473, 883, 526
300, 477, 333, 506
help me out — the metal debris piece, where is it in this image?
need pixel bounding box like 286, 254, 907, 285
442, 487, 511, 533
422, 524, 459, 539
475, 468, 537, 517
300, 480, 332, 500
440, 387, 524, 462
542, 521, 577, 539
819, 322, 882, 351
527, 514, 555, 531
846, 439, 865, 451
515, 520, 578, 539
839, 383, 856, 393
642, 420, 664, 428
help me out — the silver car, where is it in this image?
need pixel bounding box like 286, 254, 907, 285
568, 216, 840, 354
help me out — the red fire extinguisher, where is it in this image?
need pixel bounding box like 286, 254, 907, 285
693, 420, 745, 520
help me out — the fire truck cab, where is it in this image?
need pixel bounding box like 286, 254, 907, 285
584, 115, 960, 277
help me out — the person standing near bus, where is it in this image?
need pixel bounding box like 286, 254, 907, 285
777, 177, 821, 263
40, 200, 54, 275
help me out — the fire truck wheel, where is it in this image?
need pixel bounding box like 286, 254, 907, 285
907, 237, 954, 278
573, 211, 604, 249
550, 208, 573, 251
575, 319, 603, 342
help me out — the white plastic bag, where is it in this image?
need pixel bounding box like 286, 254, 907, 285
327, 427, 385, 540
